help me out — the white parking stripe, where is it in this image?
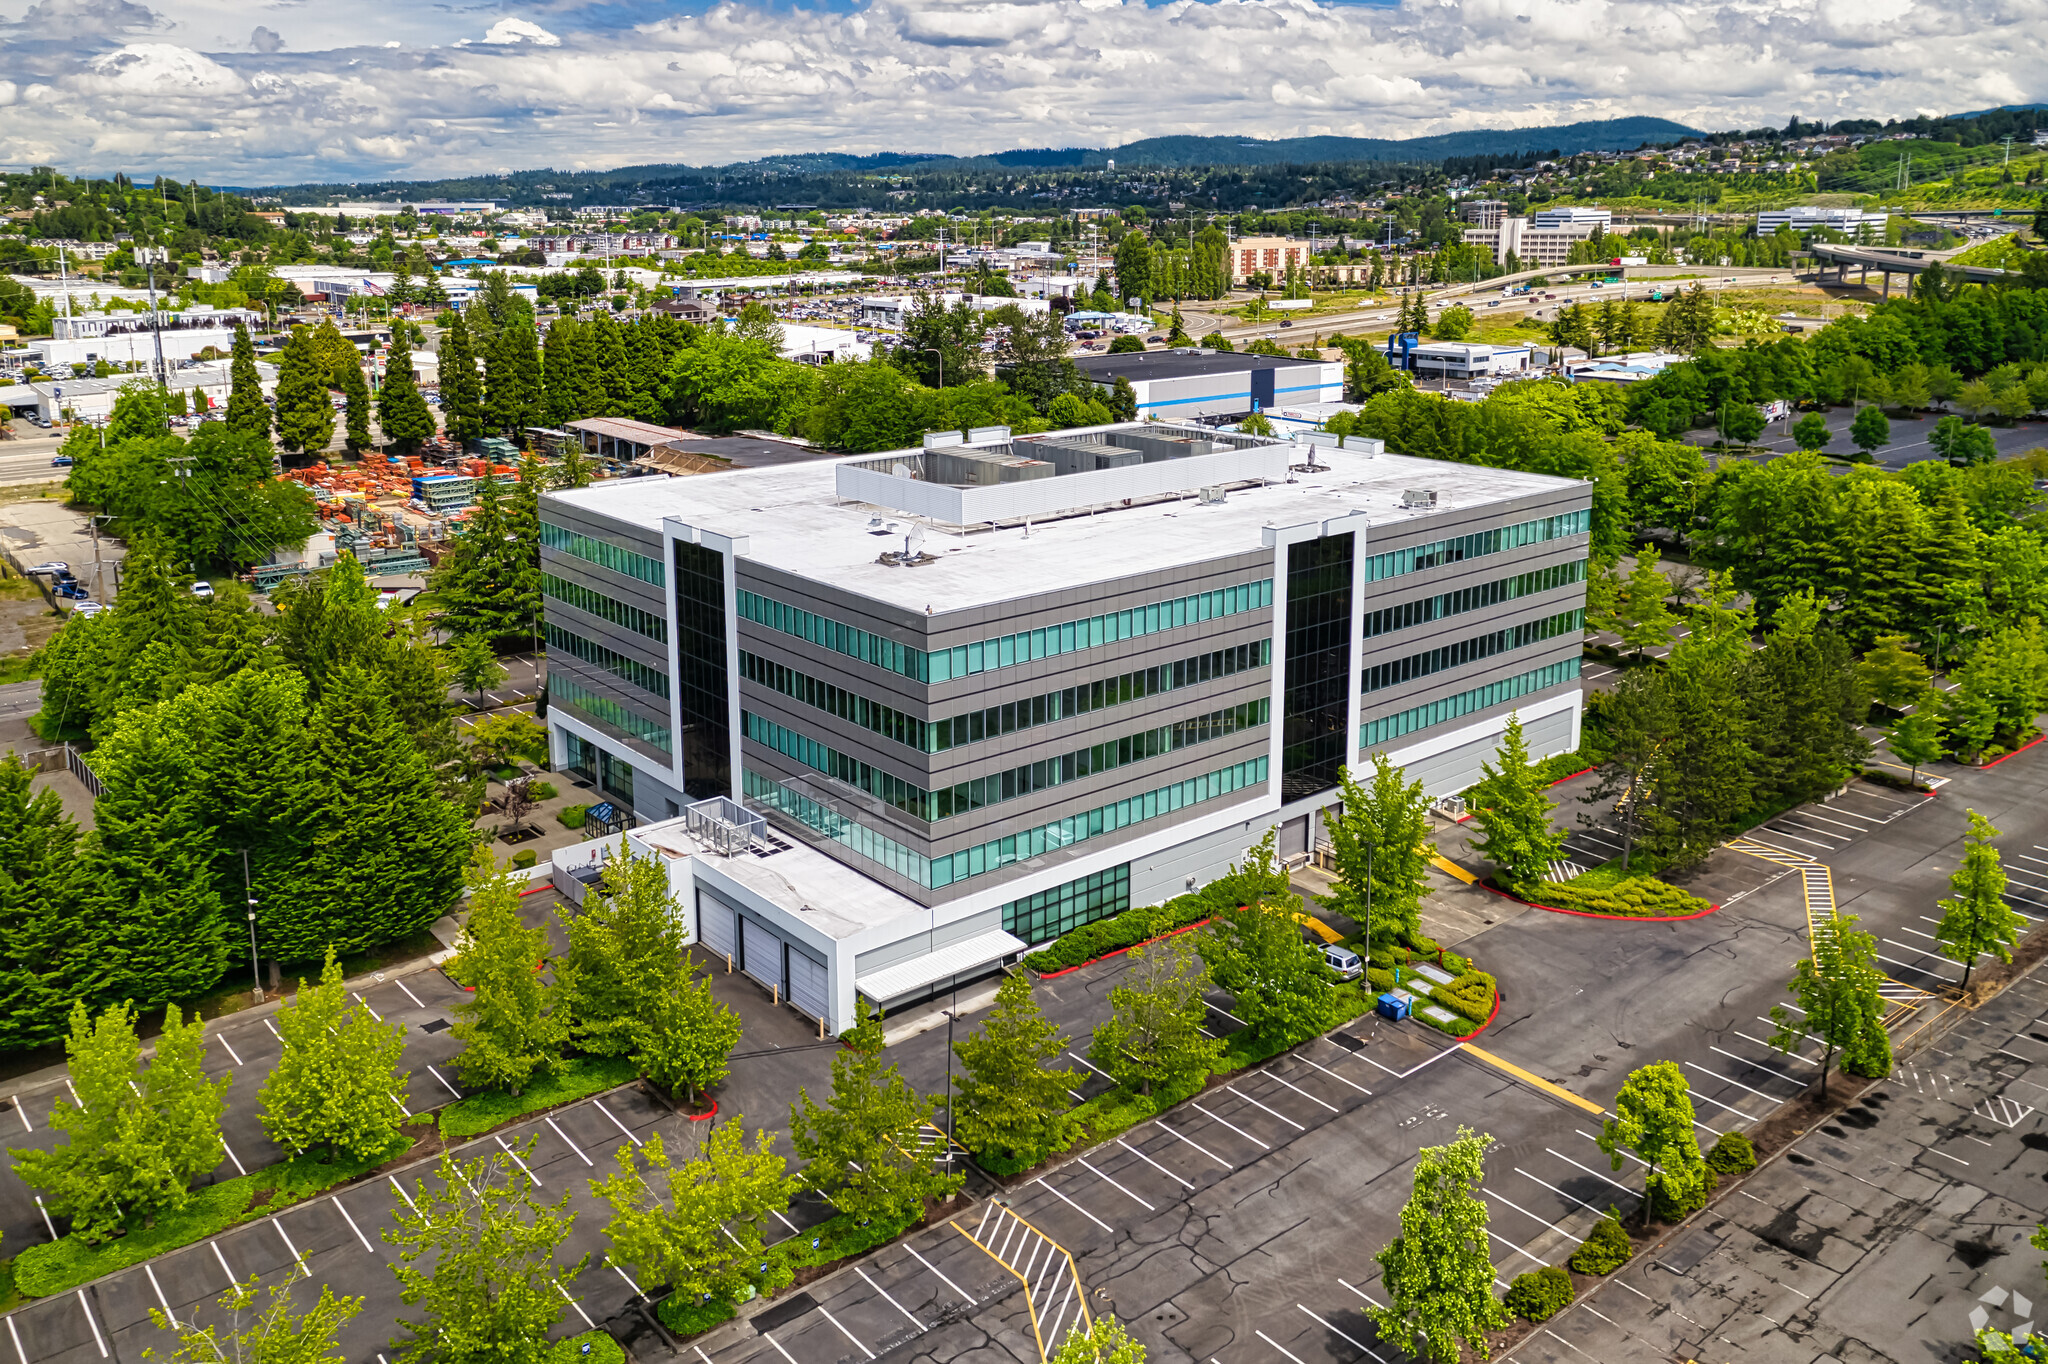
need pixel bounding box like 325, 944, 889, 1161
1265, 1070, 1340, 1113
553, 1280, 595, 1329
262, 1018, 283, 1042
427, 1065, 462, 1099
1482, 1188, 1584, 1243
818, 1305, 877, 1360
1487, 1227, 1548, 1269
758, 1332, 801, 1364
495, 1135, 543, 1186
1295, 1055, 1371, 1095
594, 1097, 644, 1145
211, 1239, 237, 1287
216, 1036, 244, 1067
1338, 1278, 1380, 1307
77, 1292, 108, 1358
8, 1314, 27, 1364
1708, 1046, 1802, 1086
1228, 1085, 1307, 1131
546, 1116, 592, 1166
353, 992, 384, 1022
1515, 1168, 1608, 1219
855, 1266, 925, 1331
274, 1216, 308, 1269
1034, 1175, 1115, 1233
219, 1134, 248, 1176
1155, 1120, 1234, 1168
904, 1244, 975, 1305
1257, 1329, 1311, 1364
1554, 1144, 1645, 1190
333, 1195, 376, 1253
145, 1263, 176, 1323
1191, 1100, 1272, 1149
1117, 1136, 1196, 1190
1075, 1155, 1155, 1211
1685, 1086, 1764, 1122
1733, 1031, 1815, 1063
34, 1195, 54, 1240
1683, 1061, 1784, 1104
1067, 1050, 1115, 1081
395, 978, 427, 1009
1296, 1303, 1388, 1363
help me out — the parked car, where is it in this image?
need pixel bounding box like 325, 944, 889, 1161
49, 453, 74, 467
190, 581, 215, 599
1278, 319, 1293, 328
24, 561, 68, 576
56, 581, 91, 600
1322, 945, 1364, 980
71, 600, 104, 617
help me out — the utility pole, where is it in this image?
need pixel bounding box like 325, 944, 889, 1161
142, 246, 170, 415
88, 513, 110, 602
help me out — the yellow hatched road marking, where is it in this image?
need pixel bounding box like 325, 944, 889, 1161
1460, 1043, 1605, 1115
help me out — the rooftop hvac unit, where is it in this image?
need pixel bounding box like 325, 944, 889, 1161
923, 430, 965, 450
1401, 489, 1438, 509
1199, 485, 1228, 505
967, 425, 1011, 443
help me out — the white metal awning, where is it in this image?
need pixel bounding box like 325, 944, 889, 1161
855, 928, 1027, 1004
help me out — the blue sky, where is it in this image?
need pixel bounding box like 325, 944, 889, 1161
0, 0, 2038, 182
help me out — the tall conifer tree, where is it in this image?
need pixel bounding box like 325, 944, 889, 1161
225, 323, 271, 444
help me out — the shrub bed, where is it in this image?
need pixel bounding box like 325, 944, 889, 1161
1705, 1131, 1757, 1176
559, 804, 589, 828
1569, 1215, 1633, 1275
439, 1056, 638, 1140
1023, 892, 1216, 974
1433, 971, 1497, 1024
545, 1331, 624, 1364
1541, 876, 1712, 918
13, 1137, 404, 1298
1505, 1265, 1574, 1322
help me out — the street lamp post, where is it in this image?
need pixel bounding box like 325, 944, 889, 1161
942, 982, 959, 1160
241, 849, 262, 1005
914, 345, 944, 390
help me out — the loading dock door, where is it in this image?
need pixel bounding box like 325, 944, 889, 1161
788, 947, 830, 1021
740, 916, 786, 995
699, 892, 735, 959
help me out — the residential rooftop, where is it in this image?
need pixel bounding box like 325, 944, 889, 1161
543, 428, 1586, 618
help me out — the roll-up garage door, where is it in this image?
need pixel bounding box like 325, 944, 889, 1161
788, 947, 829, 1021
699, 891, 735, 959
740, 915, 786, 994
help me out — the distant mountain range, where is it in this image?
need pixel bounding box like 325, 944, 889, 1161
1004, 118, 1707, 168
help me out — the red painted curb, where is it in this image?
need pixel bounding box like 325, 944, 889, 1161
685, 1099, 718, 1123
518, 883, 553, 897
1544, 767, 1596, 788
1032, 918, 1215, 980
1474, 878, 1722, 922
1979, 733, 2048, 769
1463, 989, 1503, 1041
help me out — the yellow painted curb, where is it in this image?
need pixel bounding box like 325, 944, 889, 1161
1292, 912, 1344, 944
1431, 854, 1479, 885
1461, 1043, 1605, 1115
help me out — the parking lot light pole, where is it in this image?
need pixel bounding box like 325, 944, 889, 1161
242, 849, 262, 1005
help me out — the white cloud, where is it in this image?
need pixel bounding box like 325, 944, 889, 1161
0, 0, 2039, 181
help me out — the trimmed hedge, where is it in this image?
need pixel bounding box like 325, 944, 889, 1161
559, 804, 589, 828
1569, 1215, 1632, 1275
1706, 1131, 1757, 1176
512, 849, 538, 869
545, 1331, 624, 1364
1433, 971, 1497, 1024
1505, 1265, 1574, 1323
1023, 891, 1216, 974
1542, 876, 1711, 918
439, 1056, 638, 1139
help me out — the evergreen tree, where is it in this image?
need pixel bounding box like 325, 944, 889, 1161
260, 948, 410, 1162
441, 308, 486, 446
592, 1124, 796, 1301
1320, 755, 1434, 957
486, 312, 544, 439
1089, 933, 1222, 1097
301, 665, 471, 958
272, 328, 336, 458
0, 753, 85, 1051
1580, 667, 1674, 874
1769, 910, 1889, 1095
385, 1144, 586, 1364
449, 633, 505, 705
1469, 713, 1567, 895
1108, 375, 1139, 421
1859, 633, 1932, 711
1600, 1062, 1711, 1224
147, 1267, 362, 1364
1936, 809, 2022, 989
1749, 590, 1869, 806
429, 475, 536, 647
377, 334, 436, 453
539, 316, 583, 427
225, 324, 271, 444
82, 703, 231, 1008
622, 321, 668, 421
952, 970, 1079, 1165
451, 854, 564, 1095
589, 313, 634, 417
1370, 1126, 1512, 1364
339, 353, 374, 456
789, 1000, 962, 1225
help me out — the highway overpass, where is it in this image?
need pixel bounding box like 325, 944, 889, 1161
1806, 241, 2010, 294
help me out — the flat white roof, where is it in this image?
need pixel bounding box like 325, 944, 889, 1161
635, 815, 925, 940
544, 436, 1586, 617
856, 928, 1027, 1003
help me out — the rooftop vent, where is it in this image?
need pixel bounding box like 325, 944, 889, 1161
1199, 485, 1228, 505
1401, 489, 1438, 509
923, 430, 965, 450
967, 425, 1011, 443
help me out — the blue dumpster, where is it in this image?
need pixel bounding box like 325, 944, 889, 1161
1376, 991, 1412, 1021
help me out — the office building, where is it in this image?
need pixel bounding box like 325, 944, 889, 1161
1400, 343, 1534, 381
536, 422, 1589, 1033
1072, 350, 1343, 419
1460, 217, 1602, 267
1230, 236, 1314, 285
1459, 201, 1508, 229
1754, 206, 1889, 236
1531, 206, 1613, 230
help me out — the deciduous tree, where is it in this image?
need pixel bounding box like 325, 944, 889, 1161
260, 948, 409, 1162
451, 853, 564, 1095
1370, 1126, 1511, 1364
1321, 755, 1434, 956
789, 1001, 961, 1225
145, 1267, 361, 1364
1768, 911, 1889, 1095
1599, 1061, 1710, 1225
1468, 713, 1567, 895
953, 970, 1079, 1165
385, 1143, 586, 1364
1196, 828, 1328, 1046
1936, 808, 2021, 989
592, 1123, 795, 1302
1090, 933, 1222, 1098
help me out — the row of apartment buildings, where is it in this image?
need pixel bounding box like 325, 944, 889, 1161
537, 422, 1589, 1034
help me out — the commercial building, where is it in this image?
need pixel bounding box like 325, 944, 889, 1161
29, 358, 277, 422
1461, 217, 1602, 267
1459, 201, 1508, 229
1072, 350, 1343, 419
1531, 206, 1612, 230
1565, 352, 1689, 387
1229, 236, 1318, 285
25, 305, 265, 370
1400, 343, 1534, 381
536, 423, 1589, 1033
1754, 207, 1889, 237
